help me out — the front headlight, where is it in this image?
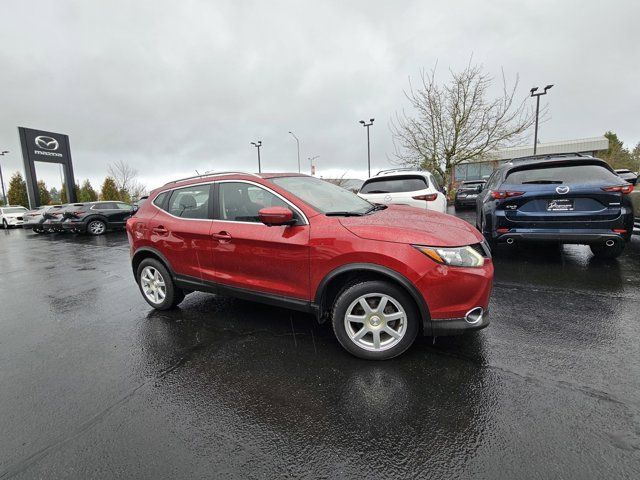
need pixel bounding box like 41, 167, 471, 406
414, 245, 485, 268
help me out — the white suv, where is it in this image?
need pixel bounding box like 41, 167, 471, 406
358, 169, 447, 213
1, 205, 29, 229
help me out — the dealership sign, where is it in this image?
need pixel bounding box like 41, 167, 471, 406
18, 127, 77, 207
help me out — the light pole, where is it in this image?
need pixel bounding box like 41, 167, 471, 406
530, 85, 553, 155
288, 131, 301, 173
251, 141, 262, 173
359, 118, 375, 177
0, 151, 9, 206
308, 155, 319, 175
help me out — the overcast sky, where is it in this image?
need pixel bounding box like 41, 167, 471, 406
1, 0, 638, 193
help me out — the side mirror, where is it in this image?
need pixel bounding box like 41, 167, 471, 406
259, 207, 295, 226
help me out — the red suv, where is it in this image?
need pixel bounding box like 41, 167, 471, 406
126, 172, 494, 360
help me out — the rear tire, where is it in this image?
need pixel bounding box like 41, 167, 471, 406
87, 219, 107, 236
590, 241, 625, 259
136, 258, 185, 310
331, 280, 419, 360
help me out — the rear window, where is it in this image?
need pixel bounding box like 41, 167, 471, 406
360, 176, 428, 194
505, 164, 620, 185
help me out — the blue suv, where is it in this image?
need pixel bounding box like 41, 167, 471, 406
476, 155, 634, 259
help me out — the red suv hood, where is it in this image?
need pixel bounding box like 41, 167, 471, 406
339, 205, 482, 247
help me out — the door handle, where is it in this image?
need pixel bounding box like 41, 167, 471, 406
152, 226, 168, 235
212, 231, 232, 242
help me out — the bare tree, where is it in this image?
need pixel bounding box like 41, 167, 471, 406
391, 61, 536, 186
108, 160, 146, 201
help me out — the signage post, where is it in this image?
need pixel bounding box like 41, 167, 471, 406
18, 127, 77, 208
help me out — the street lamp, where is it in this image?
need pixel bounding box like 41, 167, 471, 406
530, 85, 553, 155
308, 155, 319, 175
0, 150, 9, 206
359, 118, 375, 177
288, 131, 301, 173
251, 141, 262, 173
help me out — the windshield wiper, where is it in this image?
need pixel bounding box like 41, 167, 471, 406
364, 204, 387, 214
325, 211, 366, 217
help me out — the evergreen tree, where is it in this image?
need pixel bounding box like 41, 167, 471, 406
79, 179, 98, 202
49, 187, 60, 204
37, 180, 51, 205
60, 183, 80, 203
7, 172, 29, 207
599, 131, 633, 169
100, 176, 120, 200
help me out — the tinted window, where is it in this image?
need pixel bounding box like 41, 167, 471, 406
167, 185, 211, 219
271, 176, 372, 214
505, 164, 620, 185
360, 176, 428, 194
116, 203, 132, 210
218, 182, 289, 222
153, 192, 168, 209
94, 202, 117, 210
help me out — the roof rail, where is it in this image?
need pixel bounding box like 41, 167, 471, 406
508, 152, 593, 163
163, 171, 260, 186
374, 167, 422, 176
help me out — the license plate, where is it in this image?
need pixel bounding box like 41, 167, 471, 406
547, 199, 574, 211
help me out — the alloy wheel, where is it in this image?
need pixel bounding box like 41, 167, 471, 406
140, 266, 166, 305
344, 293, 407, 352
88, 220, 106, 235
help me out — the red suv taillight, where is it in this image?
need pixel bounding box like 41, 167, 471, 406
491, 190, 524, 199
602, 185, 634, 194
412, 193, 438, 201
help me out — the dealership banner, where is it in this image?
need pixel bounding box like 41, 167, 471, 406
18, 127, 77, 207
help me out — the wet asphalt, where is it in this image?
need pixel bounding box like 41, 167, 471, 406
0, 209, 639, 479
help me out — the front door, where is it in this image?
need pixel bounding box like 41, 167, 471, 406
211, 181, 310, 300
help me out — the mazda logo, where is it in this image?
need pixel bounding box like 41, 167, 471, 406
384, 195, 392, 202
34, 136, 59, 151
556, 186, 570, 195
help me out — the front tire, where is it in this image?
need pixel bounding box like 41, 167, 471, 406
136, 258, 185, 310
590, 241, 625, 259
87, 219, 107, 236
331, 280, 419, 360
2, 219, 8, 229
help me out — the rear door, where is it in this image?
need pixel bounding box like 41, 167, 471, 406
500, 163, 630, 229
210, 180, 310, 299
149, 184, 216, 281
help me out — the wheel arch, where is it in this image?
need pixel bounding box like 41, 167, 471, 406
314, 263, 431, 331
131, 247, 174, 279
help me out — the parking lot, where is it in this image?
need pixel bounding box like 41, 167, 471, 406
1, 209, 639, 479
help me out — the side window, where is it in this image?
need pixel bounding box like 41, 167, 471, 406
167, 185, 211, 219
95, 202, 117, 210
116, 203, 132, 210
153, 192, 168, 209
485, 172, 500, 190
218, 182, 289, 223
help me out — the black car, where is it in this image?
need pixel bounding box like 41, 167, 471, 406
454, 180, 486, 210
476, 155, 635, 259
615, 168, 638, 185
62, 201, 135, 235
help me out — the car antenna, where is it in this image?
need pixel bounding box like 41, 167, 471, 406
195, 170, 200, 175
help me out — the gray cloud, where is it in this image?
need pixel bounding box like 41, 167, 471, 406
1, 0, 638, 192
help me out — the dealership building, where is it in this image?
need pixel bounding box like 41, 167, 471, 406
452, 136, 610, 183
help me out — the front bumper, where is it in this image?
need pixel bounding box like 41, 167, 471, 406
429, 308, 490, 336
4, 218, 24, 226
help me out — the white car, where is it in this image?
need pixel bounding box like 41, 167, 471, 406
358, 169, 447, 213
1, 205, 29, 228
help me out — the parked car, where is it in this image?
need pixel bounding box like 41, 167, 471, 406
127, 172, 493, 360
454, 180, 486, 210
0, 205, 28, 228
42, 204, 73, 232
22, 205, 64, 233
476, 155, 634, 258
358, 169, 447, 213
615, 168, 638, 185
62, 201, 135, 235
630, 186, 640, 234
